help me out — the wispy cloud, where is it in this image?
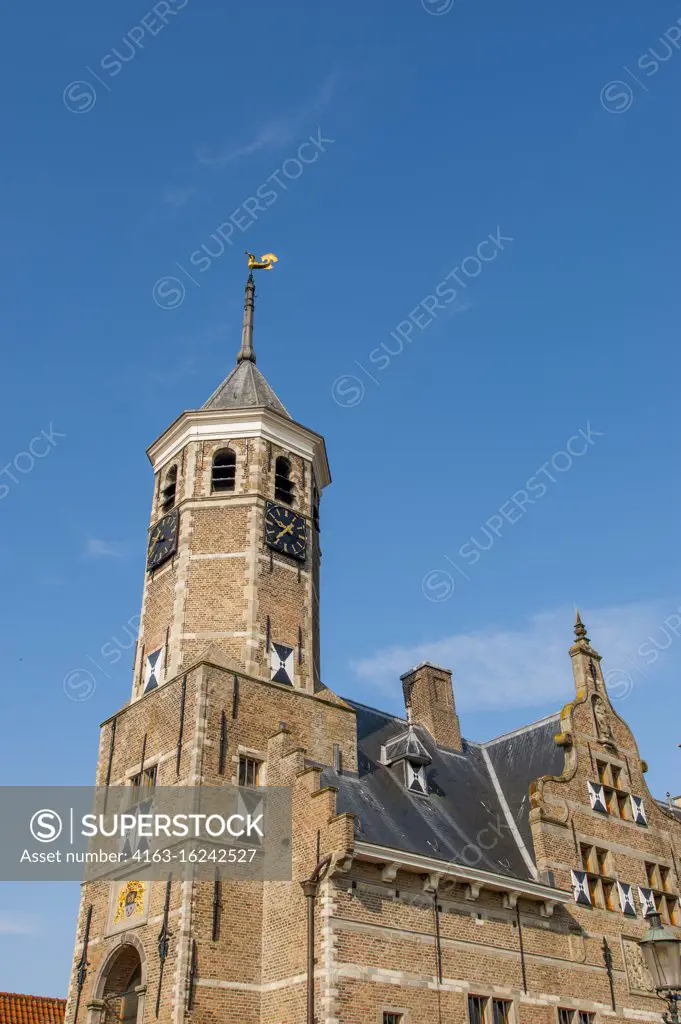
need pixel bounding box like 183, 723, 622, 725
0, 912, 42, 936
161, 185, 198, 209
352, 600, 673, 712
85, 538, 125, 559
197, 70, 340, 168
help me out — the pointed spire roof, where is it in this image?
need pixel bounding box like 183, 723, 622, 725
384, 721, 432, 767
574, 608, 590, 644
202, 272, 289, 418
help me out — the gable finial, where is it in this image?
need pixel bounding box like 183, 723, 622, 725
574, 608, 589, 643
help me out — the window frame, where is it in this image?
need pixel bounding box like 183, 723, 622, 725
211, 447, 236, 493
130, 764, 157, 803
593, 760, 631, 820
405, 760, 427, 795
381, 1013, 406, 1024
160, 465, 178, 514
644, 862, 678, 923
468, 995, 515, 1024
558, 1010, 595, 1024
238, 755, 261, 787
492, 1000, 512, 1024
580, 842, 618, 912
274, 456, 295, 506
468, 996, 487, 1024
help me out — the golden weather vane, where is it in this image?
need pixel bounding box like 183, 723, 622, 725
245, 251, 279, 271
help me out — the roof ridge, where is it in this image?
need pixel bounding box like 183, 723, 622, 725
0, 994, 65, 1001
341, 697, 407, 722
482, 712, 561, 748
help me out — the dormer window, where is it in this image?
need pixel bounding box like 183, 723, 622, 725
383, 721, 432, 797
406, 760, 427, 794
212, 448, 236, 492
161, 465, 178, 513
274, 457, 294, 505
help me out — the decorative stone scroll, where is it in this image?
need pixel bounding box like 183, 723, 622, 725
621, 935, 656, 995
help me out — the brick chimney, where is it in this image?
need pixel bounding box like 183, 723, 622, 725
400, 662, 462, 752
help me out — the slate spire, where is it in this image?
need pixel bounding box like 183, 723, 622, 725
237, 272, 256, 365
201, 274, 290, 418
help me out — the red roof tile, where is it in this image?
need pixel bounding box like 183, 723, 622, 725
0, 993, 66, 1024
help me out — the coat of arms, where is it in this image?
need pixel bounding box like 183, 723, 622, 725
114, 880, 146, 924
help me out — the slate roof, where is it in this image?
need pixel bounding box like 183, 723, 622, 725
484, 715, 565, 856
321, 701, 564, 883
0, 994, 65, 1024
202, 360, 290, 418
656, 798, 681, 823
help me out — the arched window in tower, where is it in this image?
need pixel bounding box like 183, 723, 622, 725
211, 448, 236, 492
274, 457, 294, 505
160, 465, 178, 514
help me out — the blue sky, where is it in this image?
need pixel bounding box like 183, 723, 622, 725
1, 0, 680, 997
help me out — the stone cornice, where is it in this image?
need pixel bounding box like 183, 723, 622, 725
353, 840, 569, 911
146, 406, 331, 489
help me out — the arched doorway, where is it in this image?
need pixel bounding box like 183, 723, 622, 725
96, 944, 144, 1024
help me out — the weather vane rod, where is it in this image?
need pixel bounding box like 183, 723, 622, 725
237, 251, 279, 364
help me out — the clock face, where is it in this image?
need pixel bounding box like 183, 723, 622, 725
147, 508, 180, 572
264, 502, 307, 561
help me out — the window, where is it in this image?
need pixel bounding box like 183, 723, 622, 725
211, 448, 236, 492
592, 761, 630, 820
602, 879, 618, 912
131, 765, 157, 801
469, 997, 487, 1024
616, 791, 631, 820
469, 997, 512, 1024
492, 1002, 511, 1024
580, 843, 616, 911
238, 756, 261, 787
161, 465, 177, 513
274, 457, 294, 505
559, 1011, 594, 1024
406, 760, 427, 794
645, 862, 678, 923
383, 1014, 404, 1024
646, 862, 660, 889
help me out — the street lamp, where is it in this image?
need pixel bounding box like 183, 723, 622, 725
640, 912, 681, 1023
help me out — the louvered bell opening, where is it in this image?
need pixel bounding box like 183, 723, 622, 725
212, 450, 236, 493
161, 469, 177, 513
274, 457, 294, 506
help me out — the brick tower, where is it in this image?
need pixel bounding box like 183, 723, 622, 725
132, 271, 331, 696
64, 273, 357, 1024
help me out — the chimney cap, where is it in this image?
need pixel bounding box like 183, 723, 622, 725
400, 661, 453, 680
